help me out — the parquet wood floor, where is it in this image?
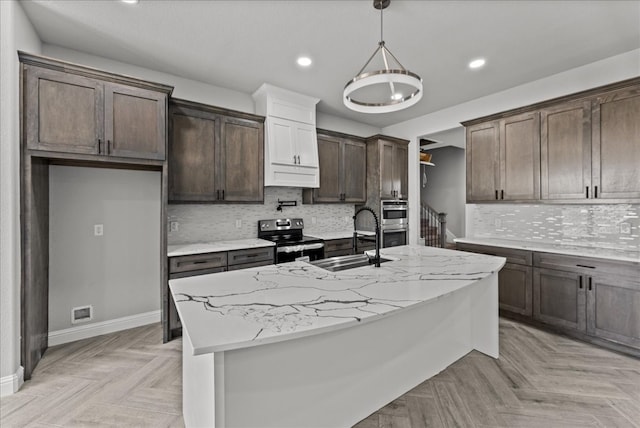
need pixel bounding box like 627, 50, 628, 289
1, 319, 638, 427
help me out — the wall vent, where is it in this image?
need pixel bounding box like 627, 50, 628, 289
71, 305, 93, 324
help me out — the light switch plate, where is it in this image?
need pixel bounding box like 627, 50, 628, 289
235, 220, 242, 228
620, 222, 631, 234
94, 224, 103, 236
170, 221, 179, 232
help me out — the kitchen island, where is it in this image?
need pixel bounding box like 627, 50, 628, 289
170, 245, 505, 427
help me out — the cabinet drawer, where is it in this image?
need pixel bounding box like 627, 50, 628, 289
169, 266, 227, 279
228, 247, 274, 266
169, 252, 227, 273
456, 243, 532, 266
228, 259, 274, 271
533, 252, 639, 279
324, 238, 352, 253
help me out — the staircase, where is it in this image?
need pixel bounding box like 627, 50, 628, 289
420, 203, 449, 248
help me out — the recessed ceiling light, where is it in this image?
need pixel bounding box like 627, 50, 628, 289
469, 58, 486, 69
297, 57, 312, 67
391, 93, 403, 101
121, 0, 139, 4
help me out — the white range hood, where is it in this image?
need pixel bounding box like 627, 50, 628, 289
252, 83, 320, 188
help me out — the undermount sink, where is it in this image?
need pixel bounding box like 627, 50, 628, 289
310, 254, 392, 272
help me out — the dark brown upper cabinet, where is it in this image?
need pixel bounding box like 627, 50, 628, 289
303, 130, 366, 204
169, 99, 264, 203
592, 86, 640, 200
367, 135, 409, 200
464, 77, 640, 203
466, 112, 540, 202
23, 61, 169, 161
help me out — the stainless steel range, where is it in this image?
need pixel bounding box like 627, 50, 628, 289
258, 218, 325, 263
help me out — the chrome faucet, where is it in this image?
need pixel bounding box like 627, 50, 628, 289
353, 206, 381, 267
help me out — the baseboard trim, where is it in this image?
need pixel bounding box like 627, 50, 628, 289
0, 366, 24, 397
48, 310, 161, 347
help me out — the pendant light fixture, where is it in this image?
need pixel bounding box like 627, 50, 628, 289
343, 0, 423, 114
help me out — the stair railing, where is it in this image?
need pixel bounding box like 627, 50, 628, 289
420, 203, 447, 248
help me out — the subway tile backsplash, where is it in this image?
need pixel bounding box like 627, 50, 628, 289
168, 187, 356, 245
468, 204, 640, 252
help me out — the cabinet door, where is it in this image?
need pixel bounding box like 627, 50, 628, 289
500, 112, 540, 200
592, 87, 640, 199
220, 117, 264, 202
104, 83, 167, 160
295, 122, 319, 168
267, 117, 297, 166
466, 122, 500, 202
499, 263, 533, 316
587, 274, 640, 349
533, 268, 586, 332
343, 139, 367, 203
169, 112, 218, 202
380, 141, 395, 199
25, 66, 103, 155
393, 142, 409, 199
314, 135, 342, 202
540, 101, 592, 200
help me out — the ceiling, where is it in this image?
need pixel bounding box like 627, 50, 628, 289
20, 0, 640, 128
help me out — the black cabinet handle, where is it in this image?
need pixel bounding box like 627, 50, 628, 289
579, 276, 583, 289
107, 140, 111, 155
495, 190, 499, 200
217, 190, 220, 200
501, 190, 504, 200
97, 139, 102, 154
576, 264, 596, 269
192, 260, 209, 265
222, 189, 225, 200
594, 186, 598, 198
586, 186, 589, 198
588, 277, 592, 291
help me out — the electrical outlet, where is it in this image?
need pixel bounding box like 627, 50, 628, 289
494, 219, 502, 228
235, 219, 242, 229
94, 224, 103, 236
620, 222, 631, 234
170, 221, 179, 232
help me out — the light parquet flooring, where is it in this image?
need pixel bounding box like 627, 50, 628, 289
355, 319, 640, 428
1, 319, 639, 427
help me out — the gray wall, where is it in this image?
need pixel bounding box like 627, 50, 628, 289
48, 166, 161, 331
0, 0, 42, 386
420, 146, 466, 238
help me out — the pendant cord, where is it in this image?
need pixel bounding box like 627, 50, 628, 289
380, 1, 383, 42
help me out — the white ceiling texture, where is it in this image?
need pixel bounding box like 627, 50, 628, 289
19, 0, 640, 128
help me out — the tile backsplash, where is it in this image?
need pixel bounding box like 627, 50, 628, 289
467, 204, 640, 252
168, 187, 356, 245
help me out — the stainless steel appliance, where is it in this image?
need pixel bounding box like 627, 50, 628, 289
381, 200, 408, 247
258, 218, 324, 263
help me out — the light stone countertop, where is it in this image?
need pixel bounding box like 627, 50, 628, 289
454, 237, 640, 263
167, 238, 275, 257
169, 245, 506, 355
305, 230, 376, 240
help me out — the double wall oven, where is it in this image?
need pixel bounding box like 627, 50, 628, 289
381, 200, 408, 248
258, 218, 324, 263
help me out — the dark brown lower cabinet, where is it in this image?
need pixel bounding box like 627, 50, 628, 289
499, 263, 533, 316
534, 266, 640, 350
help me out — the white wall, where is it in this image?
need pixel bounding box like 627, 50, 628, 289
0, 0, 41, 396
382, 49, 640, 244
48, 166, 161, 331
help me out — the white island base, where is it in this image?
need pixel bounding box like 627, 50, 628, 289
182, 273, 498, 427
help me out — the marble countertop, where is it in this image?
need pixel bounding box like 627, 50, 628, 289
168, 239, 275, 257
454, 237, 639, 263
305, 230, 376, 240
169, 245, 506, 355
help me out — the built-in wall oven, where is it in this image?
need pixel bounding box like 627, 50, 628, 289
381, 200, 408, 248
